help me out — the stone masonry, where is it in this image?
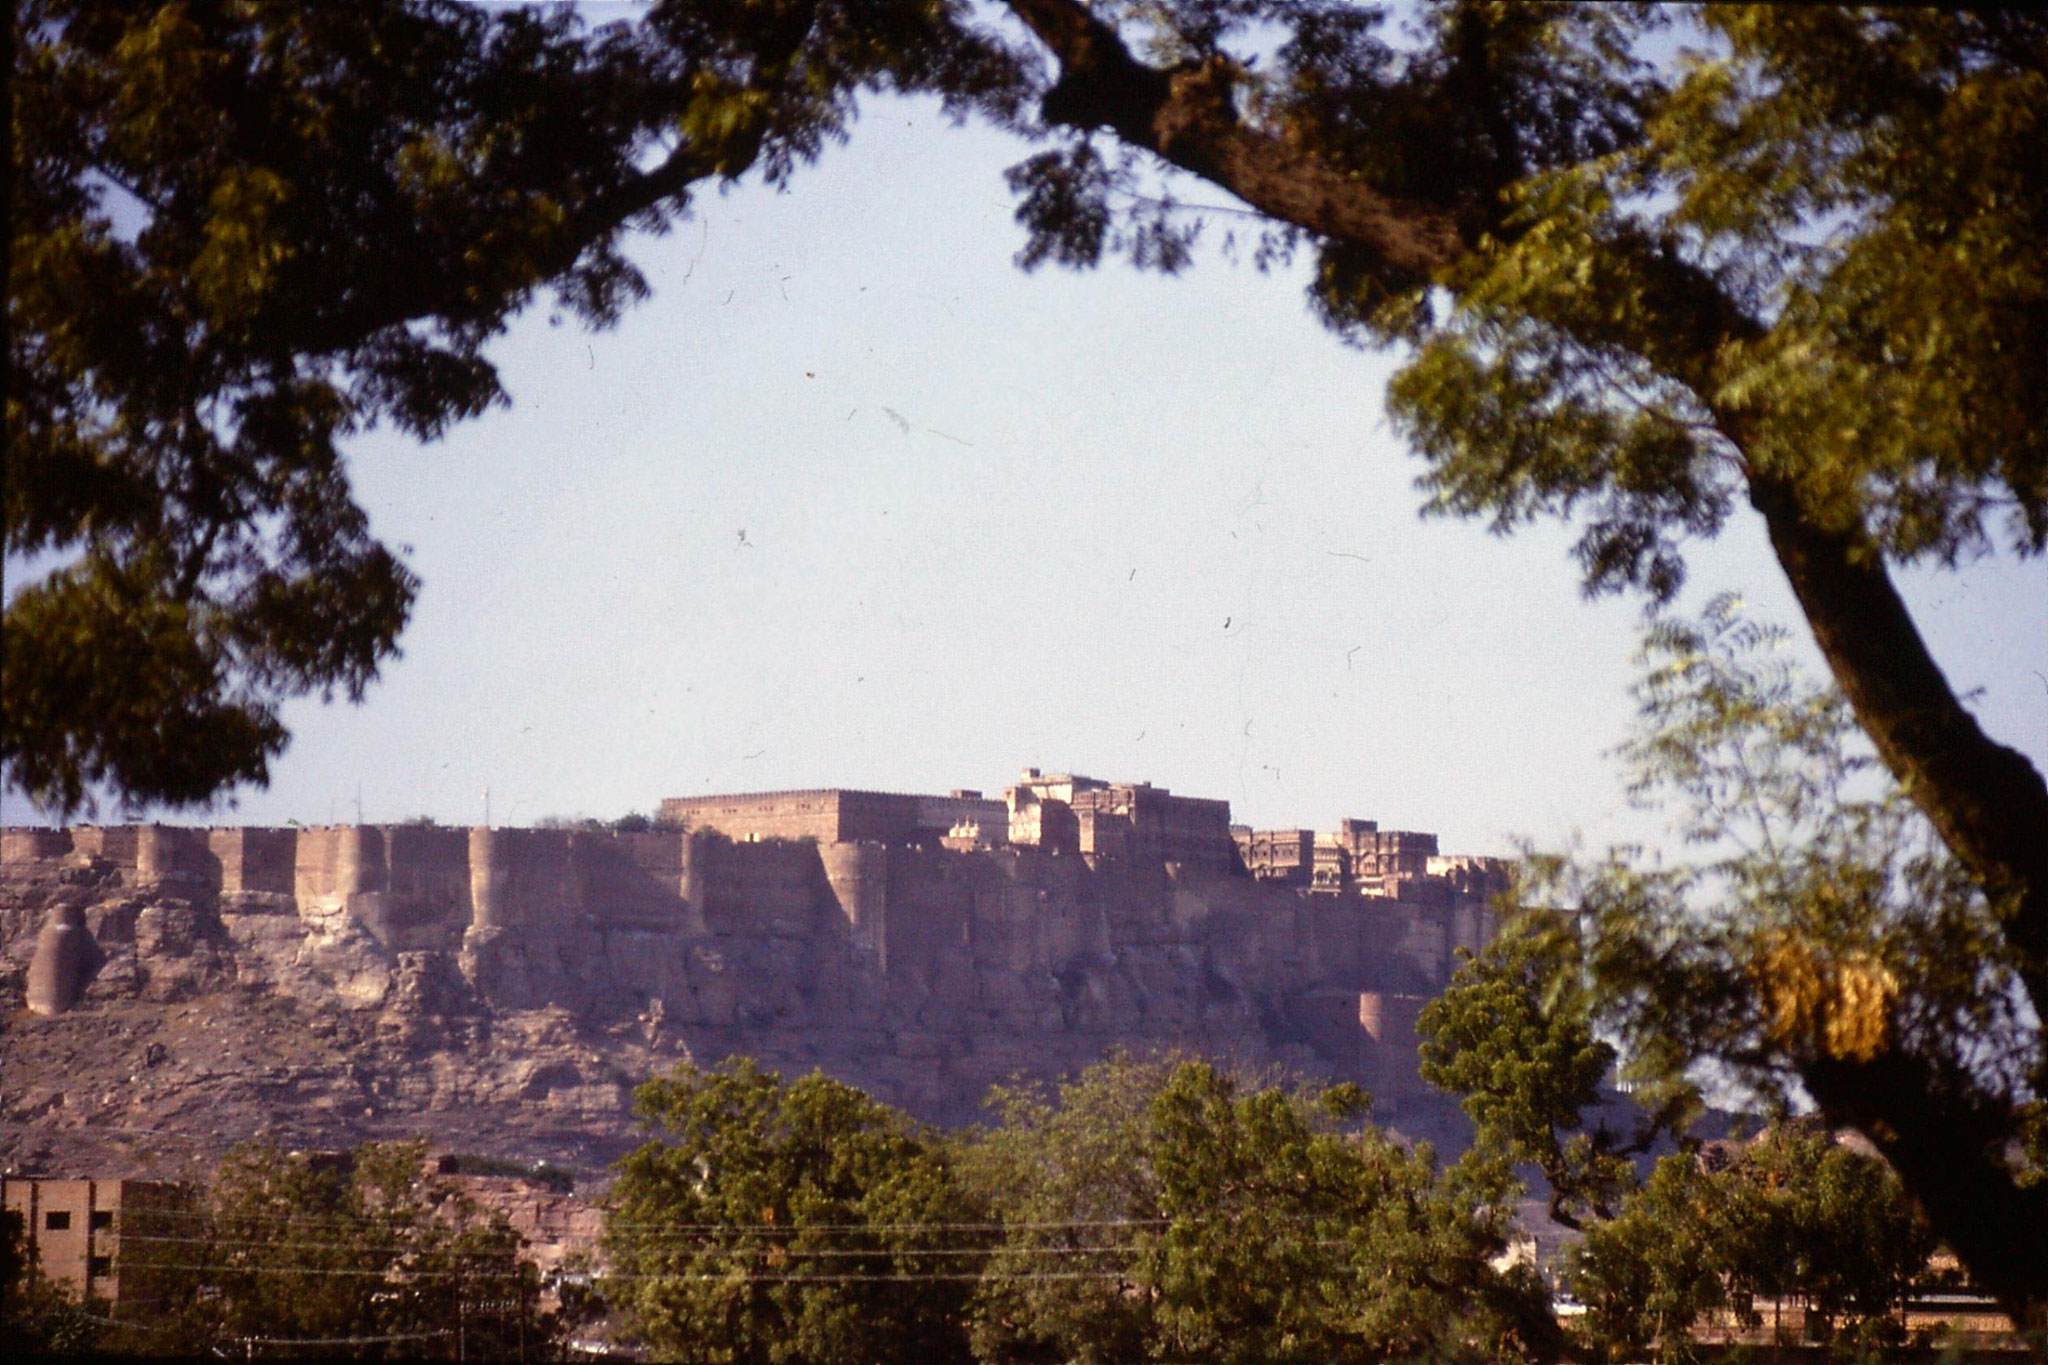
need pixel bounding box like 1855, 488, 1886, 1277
0, 770, 1508, 1168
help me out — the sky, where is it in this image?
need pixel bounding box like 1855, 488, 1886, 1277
6, 40, 2044, 861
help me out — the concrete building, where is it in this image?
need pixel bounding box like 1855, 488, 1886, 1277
2, 1177, 189, 1313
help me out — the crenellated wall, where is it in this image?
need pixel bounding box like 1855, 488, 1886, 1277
3, 821, 1485, 982
469, 827, 575, 932
689, 834, 824, 938
2, 828, 73, 863
209, 828, 298, 896
5, 813, 1500, 1124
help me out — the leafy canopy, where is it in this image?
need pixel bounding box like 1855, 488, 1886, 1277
967, 1053, 1552, 1365
605, 1058, 983, 1365
1004, 4, 2046, 599
1418, 600, 2046, 1331
608, 1054, 1553, 1364
4, 0, 1024, 813
1570, 1122, 1935, 1364
138, 1139, 549, 1358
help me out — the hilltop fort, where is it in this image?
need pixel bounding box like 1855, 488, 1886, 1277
1, 770, 1506, 1172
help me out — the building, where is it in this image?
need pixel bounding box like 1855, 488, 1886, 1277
4, 767, 1510, 1126
1235, 820, 1509, 904
1003, 770, 1238, 871
2, 1177, 189, 1313
658, 788, 1006, 847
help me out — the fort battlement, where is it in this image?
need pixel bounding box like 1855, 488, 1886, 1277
4, 772, 1507, 1125
2, 773, 1506, 966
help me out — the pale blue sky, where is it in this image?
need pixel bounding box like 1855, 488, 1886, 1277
8, 74, 2044, 860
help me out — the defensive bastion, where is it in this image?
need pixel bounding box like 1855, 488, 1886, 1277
2, 771, 1507, 1134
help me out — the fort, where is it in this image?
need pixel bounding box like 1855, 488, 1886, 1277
1, 769, 1508, 1144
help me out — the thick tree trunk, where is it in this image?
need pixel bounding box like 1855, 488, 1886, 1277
1748, 475, 2048, 1018
1003, 0, 2048, 1329
1802, 1052, 2048, 1335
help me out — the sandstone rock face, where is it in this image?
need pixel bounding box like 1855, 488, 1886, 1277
0, 819, 1500, 1176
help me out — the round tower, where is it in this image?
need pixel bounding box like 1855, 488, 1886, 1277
334, 824, 386, 897
26, 905, 99, 1015
134, 823, 198, 881
469, 826, 507, 930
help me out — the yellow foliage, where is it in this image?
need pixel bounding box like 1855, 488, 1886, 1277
195, 167, 295, 324
1756, 935, 1896, 1062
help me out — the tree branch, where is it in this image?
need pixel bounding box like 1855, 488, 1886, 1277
1749, 472, 2048, 1015
1002, 0, 1466, 287
1005, 0, 2048, 1021
286, 138, 725, 360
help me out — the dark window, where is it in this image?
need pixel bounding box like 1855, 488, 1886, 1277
88, 1256, 111, 1279
44, 1211, 71, 1231
91, 1210, 114, 1230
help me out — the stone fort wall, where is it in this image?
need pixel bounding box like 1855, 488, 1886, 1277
1, 814, 1503, 995
3, 788, 1508, 1125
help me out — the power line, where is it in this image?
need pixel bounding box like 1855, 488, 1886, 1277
114, 1231, 1145, 1259
77, 1260, 1155, 1284
229, 1328, 455, 1346
117, 1204, 1180, 1235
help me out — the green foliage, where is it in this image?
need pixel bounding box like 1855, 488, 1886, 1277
605, 1058, 982, 1365
605, 1054, 1551, 1364
991, 36, 2048, 1307
1529, 600, 2034, 1117
1569, 1122, 1935, 1363
1374, 7, 2048, 599
5, 0, 1027, 814
1143, 1062, 1547, 1364
1471, 599, 2046, 1329
965, 1052, 1176, 1363
1418, 925, 1681, 1230
611, 811, 675, 835
0, 1207, 20, 1327
0, 1209, 105, 1356
966, 1053, 1552, 1365
144, 1139, 551, 1358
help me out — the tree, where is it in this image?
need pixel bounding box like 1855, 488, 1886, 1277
3, 0, 1021, 813
148, 1139, 550, 1359
14, 0, 2045, 1323
977, 1, 2048, 1327
966, 1053, 1554, 1365
1570, 1122, 1935, 1362
1421, 600, 2045, 1337
1416, 922, 1687, 1233
604, 1058, 983, 1365
0, 1207, 103, 1357
990, 0, 2047, 969
966, 1052, 1172, 1364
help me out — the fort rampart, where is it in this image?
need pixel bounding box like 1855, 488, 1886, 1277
2, 777, 1508, 1127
